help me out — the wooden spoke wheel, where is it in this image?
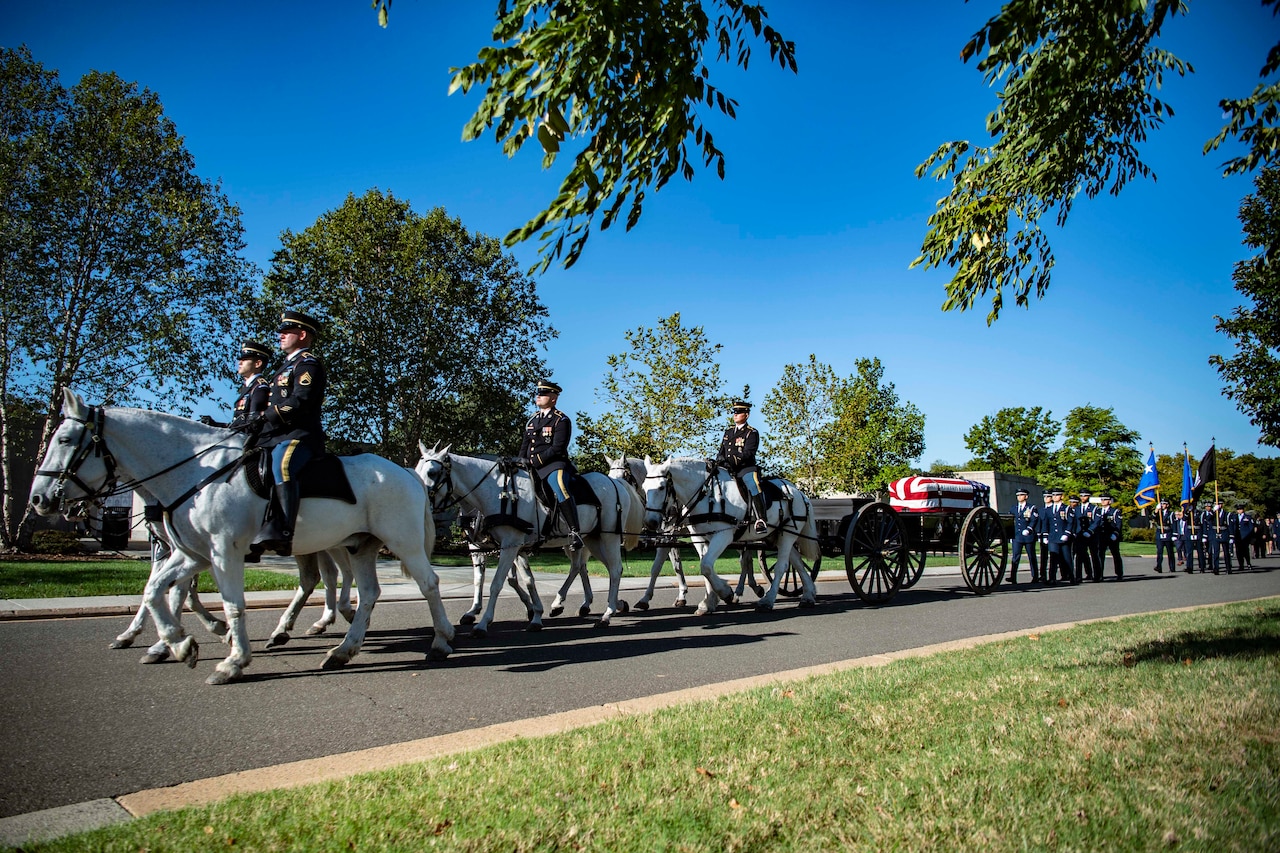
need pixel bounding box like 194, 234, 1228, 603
959, 506, 1008, 594
843, 502, 908, 604
899, 548, 927, 589
759, 548, 822, 598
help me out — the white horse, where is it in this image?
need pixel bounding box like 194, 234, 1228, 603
606, 455, 690, 610
641, 456, 820, 614
415, 443, 641, 637
30, 390, 454, 684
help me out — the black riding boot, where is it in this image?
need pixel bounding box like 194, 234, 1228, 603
250, 481, 300, 558
560, 496, 584, 551
751, 493, 768, 535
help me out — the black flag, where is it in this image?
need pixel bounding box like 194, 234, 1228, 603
1191, 445, 1216, 502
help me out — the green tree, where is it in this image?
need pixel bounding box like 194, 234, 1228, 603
817, 358, 925, 495
962, 406, 1061, 477
1210, 167, 1280, 447
761, 354, 837, 493
1047, 405, 1143, 497
257, 189, 553, 464
0, 51, 256, 548
574, 312, 725, 471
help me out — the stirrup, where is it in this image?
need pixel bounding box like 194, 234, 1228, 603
569, 531, 584, 552
754, 518, 768, 535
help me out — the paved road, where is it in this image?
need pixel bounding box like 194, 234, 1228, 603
1, 558, 1277, 821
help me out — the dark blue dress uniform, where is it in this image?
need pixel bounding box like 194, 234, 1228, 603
1037, 493, 1052, 579
249, 310, 326, 560
716, 400, 767, 534
1153, 502, 1177, 573
1009, 490, 1039, 584
1229, 507, 1254, 572
1072, 491, 1097, 582
1092, 496, 1124, 580
231, 374, 271, 428
1043, 492, 1078, 584
517, 380, 583, 548
1206, 503, 1231, 573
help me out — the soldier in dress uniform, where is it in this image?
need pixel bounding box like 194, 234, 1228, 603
518, 380, 583, 551
715, 400, 767, 535
1153, 499, 1177, 573
1193, 500, 1214, 573
1093, 493, 1124, 580
1073, 489, 1097, 582
247, 310, 327, 560
1043, 488, 1077, 584
1230, 503, 1254, 572
199, 341, 272, 429
1037, 490, 1053, 580
1009, 487, 1039, 584
1207, 499, 1231, 574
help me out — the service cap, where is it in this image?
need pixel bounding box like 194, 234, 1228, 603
277, 310, 320, 335
238, 340, 271, 362
535, 380, 562, 396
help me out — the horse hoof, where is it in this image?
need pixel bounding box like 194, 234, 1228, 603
634, 601, 650, 611
174, 637, 198, 667
799, 598, 817, 609
695, 605, 710, 617
426, 645, 452, 662
525, 622, 543, 633
459, 613, 476, 625
674, 598, 687, 608
471, 626, 488, 639
305, 624, 327, 636
205, 669, 238, 686
577, 604, 592, 617
526, 609, 536, 621
110, 637, 134, 649
266, 633, 290, 649
594, 618, 611, 630
321, 653, 349, 670
755, 601, 775, 612
138, 650, 169, 665
209, 621, 229, 637
549, 605, 564, 618
340, 608, 356, 624
617, 600, 630, 614
752, 585, 766, 598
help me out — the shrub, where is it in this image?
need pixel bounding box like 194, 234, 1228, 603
1125, 525, 1156, 543
31, 529, 84, 555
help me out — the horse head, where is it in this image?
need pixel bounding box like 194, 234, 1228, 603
641, 455, 674, 531
414, 441, 453, 510
29, 389, 115, 516
606, 454, 646, 495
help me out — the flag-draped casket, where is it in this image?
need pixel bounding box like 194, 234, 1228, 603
887, 476, 990, 513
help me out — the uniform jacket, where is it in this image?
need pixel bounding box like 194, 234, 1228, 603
1070, 503, 1095, 541
519, 408, 574, 478
716, 424, 760, 474
1093, 506, 1122, 541
1043, 502, 1079, 552
1230, 512, 1255, 543
1155, 509, 1175, 542
1012, 502, 1039, 544
1205, 508, 1230, 540
259, 348, 327, 453
231, 374, 271, 428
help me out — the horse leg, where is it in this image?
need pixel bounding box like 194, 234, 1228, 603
395, 547, 455, 662
323, 544, 382, 669
670, 547, 689, 607
634, 548, 665, 611
309, 550, 341, 634
576, 549, 594, 616
694, 530, 737, 616
142, 552, 200, 668
473, 546, 520, 638
512, 553, 545, 631
112, 600, 150, 649
460, 546, 484, 625
184, 575, 229, 639
269, 553, 318, 648
549, 552, 576, 617
205, 554, 252, 685
590, 536, 626, 628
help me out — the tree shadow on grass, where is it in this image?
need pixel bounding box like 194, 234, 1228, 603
1123, 603, 1280, 665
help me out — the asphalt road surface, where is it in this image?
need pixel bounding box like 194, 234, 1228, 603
2, 561, 1278, 819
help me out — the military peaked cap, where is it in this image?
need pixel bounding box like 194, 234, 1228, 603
535, 380, 562, 395
238, 340, 271, 361
730, 400, 751, 413
277, 310, 320, 335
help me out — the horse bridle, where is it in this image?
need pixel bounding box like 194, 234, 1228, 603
35, 407, 120, 509
422, 455, 501, 515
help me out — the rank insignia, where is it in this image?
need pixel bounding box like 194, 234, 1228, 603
299, 372, 312, 386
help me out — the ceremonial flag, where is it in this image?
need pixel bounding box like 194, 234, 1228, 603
1135, 447, 1159, 508
1191, 444, 1216, 503
1180, 449, 1193, 506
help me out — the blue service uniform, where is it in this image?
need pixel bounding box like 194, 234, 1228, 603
1206, 506, 1231, 573
1043, 501, 1079, 584
1009, 499, 1039, 583
1092, 504, 1124, 579
1230, 511, 1254, 571
519, 407, 576, 501
1153, 507, 1177, 572
230, 374, 271, 429
716, 424, 762, 496
1072, 500, 1097, 582
257, 349, 327, 484
1037, 497, 1052, 579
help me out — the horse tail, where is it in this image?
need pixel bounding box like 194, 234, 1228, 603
796, 493, 821, 564
623, 484, 644, 550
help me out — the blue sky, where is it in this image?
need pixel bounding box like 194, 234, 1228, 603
5, 1, 1277, 472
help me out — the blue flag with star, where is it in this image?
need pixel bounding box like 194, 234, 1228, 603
1180, 449, 1193, 506
1135, 448, 1159, 508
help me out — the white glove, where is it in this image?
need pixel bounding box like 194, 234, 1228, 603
1110, 534, 1118, 541
1060, 535, 1069, 543
1023, 529, 1032, 537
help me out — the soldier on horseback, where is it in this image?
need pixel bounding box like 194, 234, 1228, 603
716, 400, 768, 535
247, 310, 327, 559
518, 380, 584, 551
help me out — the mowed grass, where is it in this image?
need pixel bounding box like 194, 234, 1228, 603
27, 599, 1280, 852
0, 560, 300, 598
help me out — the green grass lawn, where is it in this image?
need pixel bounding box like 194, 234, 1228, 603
26, 599, 1278, 852
0, 559, 300, 599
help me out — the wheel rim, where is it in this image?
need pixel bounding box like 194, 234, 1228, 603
759, 550, 822, 598
899, 549, 927, 589
960, 507, 1008, 594
844, 502, 906, 604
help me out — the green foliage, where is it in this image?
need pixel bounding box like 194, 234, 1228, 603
1046, 405, 1143, 497
1211, 167, 1280, 447
448, 1, 796, 273
816, 357, 925, 495
761, 354, 838, 493
573, 313, 725, 471
963, 406, 1061, 477
29, 529, 82, 555
1124, 524, 1155, 543
913, 0, 1192, 322
256, 189, 553, 465
0, 47, 256, 548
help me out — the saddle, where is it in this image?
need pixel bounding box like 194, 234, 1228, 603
244, 447, 358, 504
688, 466, 785, 528
479, 458, 600, 540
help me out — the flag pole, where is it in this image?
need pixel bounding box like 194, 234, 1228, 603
1154, 443, 1164, 534
1187, 443, 1196, 535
